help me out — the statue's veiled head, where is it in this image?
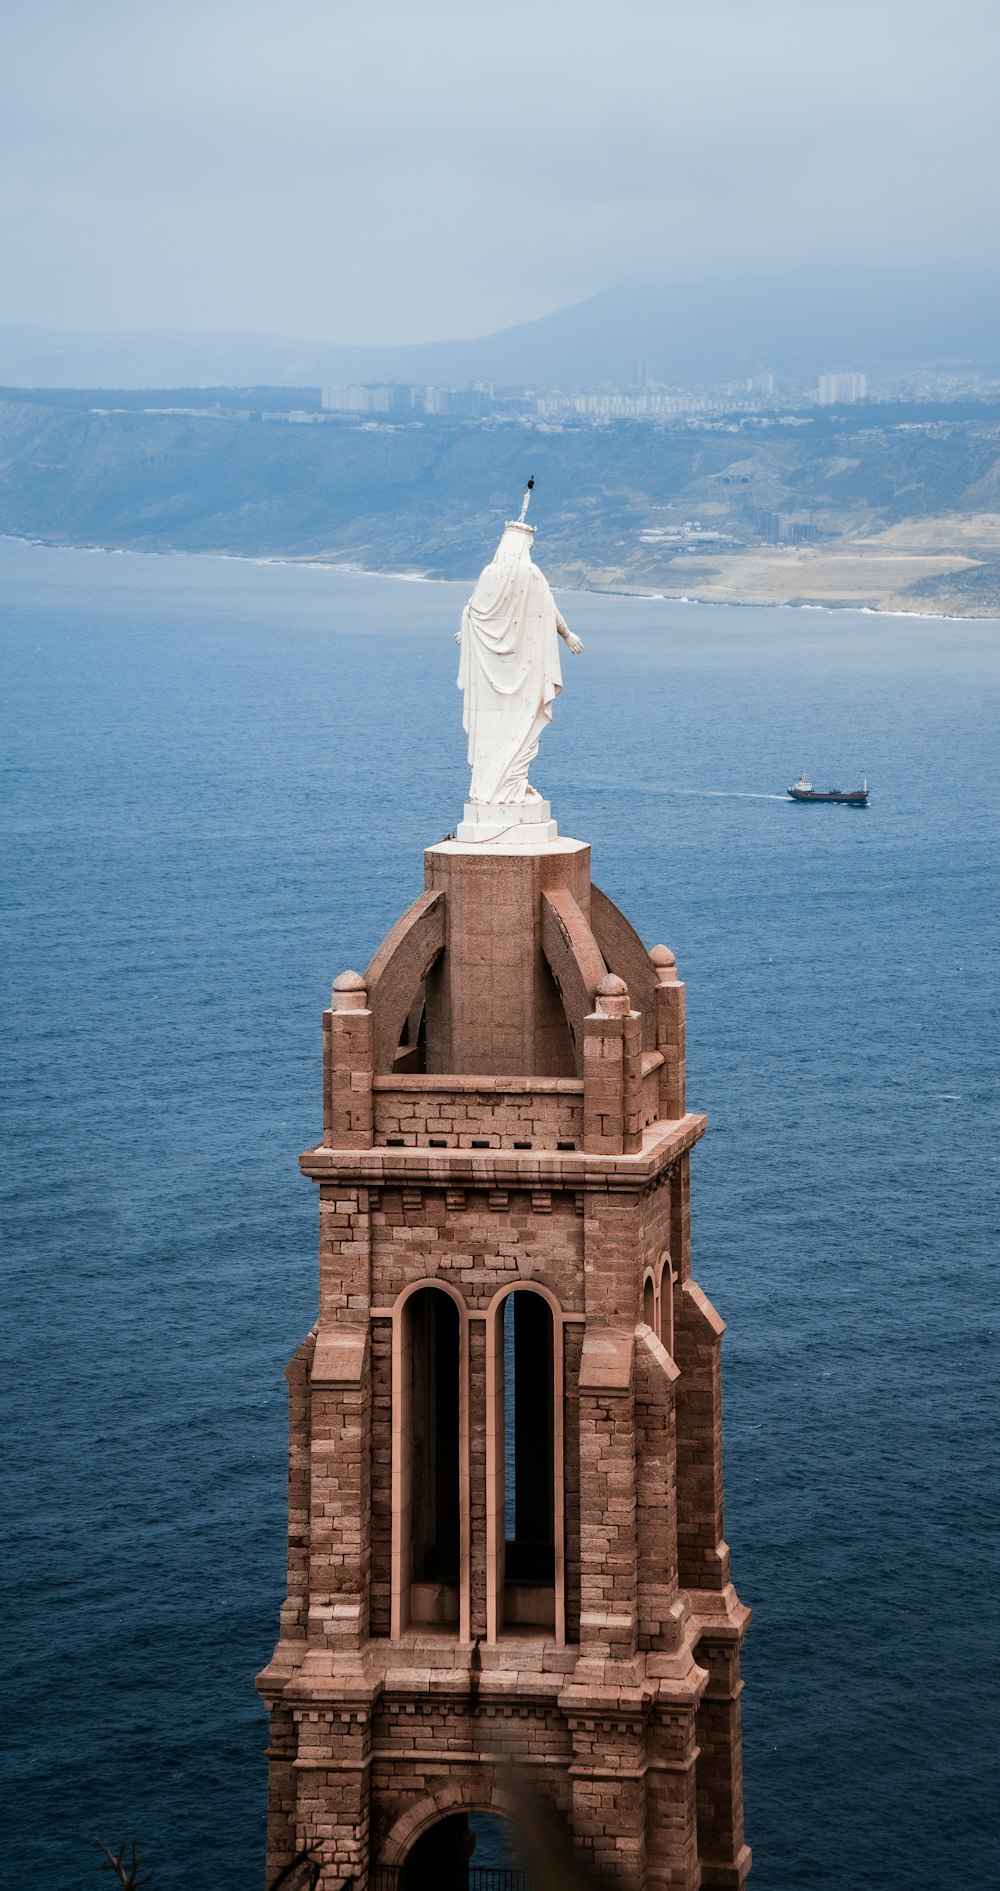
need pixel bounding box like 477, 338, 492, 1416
493, 519, 535, 567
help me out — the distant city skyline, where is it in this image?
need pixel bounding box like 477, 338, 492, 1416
2, 1, 999, 344
4, 266, 1000, 394
320, 369, 876, 419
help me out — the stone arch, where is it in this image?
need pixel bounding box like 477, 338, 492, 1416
590, 882, 658, 1048
366, 889, 445, 1073
485, 1280, 565, 1645
393, 1273, 470, 1320
390, 1277, 471, 1639
377, 1780, 523, 1867
540, 887, 607, 1073
483, 1277, 565, 1326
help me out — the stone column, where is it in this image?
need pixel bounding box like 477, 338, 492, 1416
651, 945, 686, 1121
563, 1700, 650, 1890
695, 1636, 752, 1888
307, 1325, 371, 1648
295, 1702, 375, 1887
644, 1700, 702, 1891
577, 1326, 639, 1661
326, 971, 373, 1148
583, 975, 643, 1155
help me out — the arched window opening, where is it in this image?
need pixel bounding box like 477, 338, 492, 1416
406, 1288, 460, 1627
500, 1290, 555, 1629
643, 1275, 655, 1329
658, 1253, 676, 1358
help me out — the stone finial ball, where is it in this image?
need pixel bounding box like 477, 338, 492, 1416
332, 969, 368, 1011
595, 972, 631, 1017
650, 943, 679, 984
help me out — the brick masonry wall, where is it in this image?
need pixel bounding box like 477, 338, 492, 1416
371, 1186, 585, 1312
265, 1704, 298, 1885
694, 1639, 748, 1886
319, 1185, 373, 1322
673, 1280, 730, 1594
295, 1707, 373, 1882
281, 1327, 316, 1642
566, 1712, 648, 1883
373, 1079, 584, 1150
307, 1362, 373, 1646
644, 1707, 701, 1891
634, 1326, 681, 1650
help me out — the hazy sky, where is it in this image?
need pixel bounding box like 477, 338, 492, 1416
3, 0, 998, 344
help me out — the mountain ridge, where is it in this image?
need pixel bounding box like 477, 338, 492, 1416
4, 268, 1000, 390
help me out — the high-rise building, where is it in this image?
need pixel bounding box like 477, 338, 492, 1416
816, 371, 869, 405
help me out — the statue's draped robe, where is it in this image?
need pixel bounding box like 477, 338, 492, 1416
458, 522, 564, 804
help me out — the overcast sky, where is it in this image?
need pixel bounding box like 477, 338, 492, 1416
2, 0, 998, 345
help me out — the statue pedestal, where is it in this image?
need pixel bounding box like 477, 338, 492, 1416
455, 799, 558, 846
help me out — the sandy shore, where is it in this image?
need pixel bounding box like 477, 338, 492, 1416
568, 513, 1000, 616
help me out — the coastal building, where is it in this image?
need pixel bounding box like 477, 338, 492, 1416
322, 385, 415, 415
816, 371, 869, 405
257, 520, 750, 1889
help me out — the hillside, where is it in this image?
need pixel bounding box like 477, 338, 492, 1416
2, 395, 1000, 614
3, 269, 1000, 390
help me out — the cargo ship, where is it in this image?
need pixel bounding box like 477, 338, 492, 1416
787, 774, 869, 805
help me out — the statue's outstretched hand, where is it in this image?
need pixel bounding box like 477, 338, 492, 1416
454, 630, 462, 645
564, 631, 585, 655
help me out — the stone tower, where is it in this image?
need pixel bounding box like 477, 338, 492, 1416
257, 810, 750, 1890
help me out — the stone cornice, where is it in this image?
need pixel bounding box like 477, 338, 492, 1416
300, 1112, 707, 1191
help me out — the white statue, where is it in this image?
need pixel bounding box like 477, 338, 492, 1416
456, 489, 583, 807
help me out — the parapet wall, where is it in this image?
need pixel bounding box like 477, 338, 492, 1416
373, 1074, 584, 1150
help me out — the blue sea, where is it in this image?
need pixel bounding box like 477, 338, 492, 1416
2, 534, 998, 1891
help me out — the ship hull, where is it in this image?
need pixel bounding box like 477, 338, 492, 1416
787, 788, 869, 804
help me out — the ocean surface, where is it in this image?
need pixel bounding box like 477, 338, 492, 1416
2, 534, 998, 1891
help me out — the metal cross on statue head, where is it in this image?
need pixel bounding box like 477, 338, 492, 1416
518, 476, 535, 523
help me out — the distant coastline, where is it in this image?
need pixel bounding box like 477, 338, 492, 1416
4, 394, 1000, 619
6, 528, 998, 621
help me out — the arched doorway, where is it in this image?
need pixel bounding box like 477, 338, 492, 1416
399, 1813, 472, 1891
393, 1811, 529, 1890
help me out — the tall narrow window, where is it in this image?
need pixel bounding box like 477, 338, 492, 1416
643, 1275, 655, 1329
406, 1288, 460, 1627
500, 1290, 555, 1629
658, 1253, 675, 1358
